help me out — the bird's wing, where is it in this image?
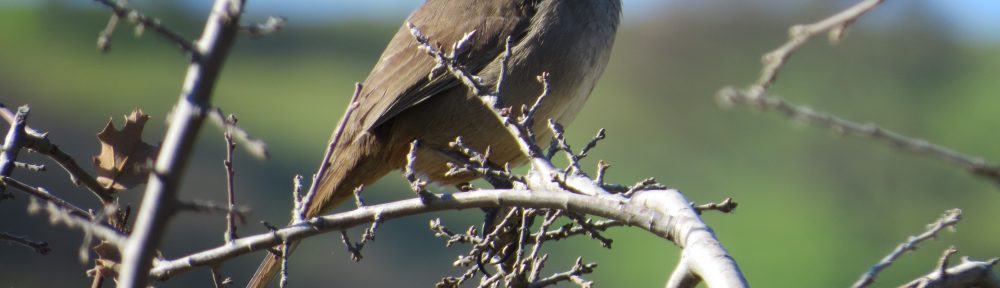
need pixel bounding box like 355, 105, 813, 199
356, 0, 536, 131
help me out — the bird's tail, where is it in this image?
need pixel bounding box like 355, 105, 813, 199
246, 242, 294, 288
246, 129, 393, 288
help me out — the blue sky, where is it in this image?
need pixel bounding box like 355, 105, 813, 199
245, 0, 998, 43
7, 0, 999, 43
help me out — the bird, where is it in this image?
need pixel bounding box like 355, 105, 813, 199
247, 0, 621, 287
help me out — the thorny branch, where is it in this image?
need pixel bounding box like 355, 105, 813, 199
147, 188, 742, 286
0, 232, 52, 255
715, 0, 1000, 186
2, 176, 127, 247
222, 114, 239, 243
242, 16, 287, 37
90, 0, 199, 58
1, 176, 93, 220
208, 108, 268, 160
407, 24, 746, 287
409, 25, 613, 198
901, 252, 1000, 288
0, 105, 30, 197
852, 209, 963, 288
0, 104, 116, 203
117, 0, 247, 286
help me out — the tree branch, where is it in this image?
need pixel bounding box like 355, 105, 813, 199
148, 188, 745, 287
852, 209, 963, 288
0, 105, 30, 198
90, 0, 199, 58
0, 103, 116, 203
0, 232, 51, 255
117, 0, 246, 286
716, 0, 1000, 186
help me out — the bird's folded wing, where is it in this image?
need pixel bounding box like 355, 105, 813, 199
358, 1, 536, 131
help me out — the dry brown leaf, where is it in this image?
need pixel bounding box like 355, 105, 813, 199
87, 241, 122, 279
93, 108, 158, 191
92, 241, 121, 262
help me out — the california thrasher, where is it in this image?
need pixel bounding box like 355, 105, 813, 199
248, 0, 621, 286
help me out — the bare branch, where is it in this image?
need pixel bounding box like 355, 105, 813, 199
149, 188, 745, 287
210, 265, 232, 288
408, 24, 618, 198
222, 114, 239, 243
90, 0, 199, 58
1, 176, 93, 220
529, 257, 595, 288
242, 16, 287, 37
279, 240, 290, 288
693, 198, 738, 214
0, 103, 116, 203
852, 209, 963, 288
716, 0, 1000, 186
0, 105, 31, 199
2, 176, 127, 250
534, 219, 623, 244
901, 256, 1000, 288
298, 83, 362, 220
14, 162, 46, 172
752, 0, 885, 92
719, 87, 1000, 186
0, 232, 51, 255
118, 0, 247, 286
177, 200, 249, 222
208, 108, 268, 160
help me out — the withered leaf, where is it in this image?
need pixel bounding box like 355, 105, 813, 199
88, 241, 122, 279
93, 108, 159, 191
92, 241, 121, 262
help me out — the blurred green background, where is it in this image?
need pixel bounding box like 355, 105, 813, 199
2, 1, 999, 287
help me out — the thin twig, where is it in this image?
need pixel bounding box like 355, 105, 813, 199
148, 188, 739, 285
96, 4, 120, 52
408, 25, 615, 198
935, 246, 959, 277
14, 162, 46, 172
177, 200, 249, 222
3, 177, 127, 248
529, 257, 595, 288
0, 232, 51, 255
900, 257, 1000, 288
208, 108, 268, 159
0, 104, 116, 203
279, 240, 290, 288
852, 209, 963, 288
1, 176, 93, 220
693, 198, 738, 214
222, 114, 238, 243
720, 87, 1000, 186
242, 16, 286, 36
210, 265, 231, 288
117, 0, 246, 286
90, 0, 199, 58
716, 0, 1000, 186
298, 83, 362, 220
0, 105, 30, 198
752, 0, 886, 92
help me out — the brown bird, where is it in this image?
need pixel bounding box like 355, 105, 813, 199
248, 0, 621, 286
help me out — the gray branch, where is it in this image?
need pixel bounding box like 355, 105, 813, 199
853, 209, 963, 288
716, 0, 1000, 186
116, 0, 246, 287
148, 188, 746, 288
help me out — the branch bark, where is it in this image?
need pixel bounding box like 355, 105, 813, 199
148, 188, 746, 287
716, 0, 1000, 186
116, 0, 245, 287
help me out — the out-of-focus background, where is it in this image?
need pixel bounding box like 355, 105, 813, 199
2, 1, 999, 287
